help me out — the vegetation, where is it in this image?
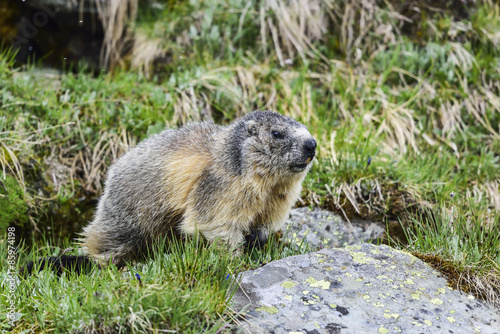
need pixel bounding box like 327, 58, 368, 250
1, 0, 499, 331
1, 232, 308, 333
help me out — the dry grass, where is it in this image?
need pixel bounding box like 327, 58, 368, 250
69, 128, 135, 194
333, 0, 408, 62
0, 139, 26, 193
96, 0, 138, 69
260, 0, 331, 65
129, 31, 166, 75
95, 0, 408, 71
413, 252, 500, 308
0, 124, 73, 193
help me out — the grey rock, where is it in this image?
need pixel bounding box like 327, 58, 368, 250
231, 243, 500, 334
286, 207, 386, 250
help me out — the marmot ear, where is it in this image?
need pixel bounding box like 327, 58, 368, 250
246, 120, 258, 136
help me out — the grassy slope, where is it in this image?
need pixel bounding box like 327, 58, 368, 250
1, 0, 499, 331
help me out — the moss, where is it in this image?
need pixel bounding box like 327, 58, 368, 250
411, 252, 490, 302
0, 175, 29, 231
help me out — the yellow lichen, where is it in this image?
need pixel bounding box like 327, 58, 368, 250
281, 281, 296, 289
349, 251, 376, 264
255, 305, 279, 314
430, 298, 444, 305
305, 276, 331, 290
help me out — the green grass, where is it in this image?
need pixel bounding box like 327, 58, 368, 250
1, 0, 499, 330
1, 232, 309, 333
402, 199, 500, 305
0, 175, 28, 232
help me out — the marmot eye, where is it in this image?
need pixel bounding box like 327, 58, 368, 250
272, 130, 284, 139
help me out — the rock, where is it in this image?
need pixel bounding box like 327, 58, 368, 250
286, 207, 386, 250
231, 244, 500, 334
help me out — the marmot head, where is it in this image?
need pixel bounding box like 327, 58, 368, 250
227, 110, 316, 176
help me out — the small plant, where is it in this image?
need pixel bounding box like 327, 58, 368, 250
0, 175, 28, 231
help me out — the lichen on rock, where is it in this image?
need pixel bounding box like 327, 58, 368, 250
231, 243, 500, 334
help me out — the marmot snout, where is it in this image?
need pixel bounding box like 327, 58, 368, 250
82, 110, 315, 266
292, 138, 316, 172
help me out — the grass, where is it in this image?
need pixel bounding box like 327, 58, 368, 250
404, 199, 500, 306
1, 0, 499, 331
1, 232, 309, 333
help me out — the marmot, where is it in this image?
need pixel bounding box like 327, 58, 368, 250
82, 110, 316, 266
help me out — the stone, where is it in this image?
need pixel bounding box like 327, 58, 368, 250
286, 207, 386, 250
231, 243, 500, 334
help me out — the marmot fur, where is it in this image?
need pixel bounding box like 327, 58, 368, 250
82, 110, 316, 266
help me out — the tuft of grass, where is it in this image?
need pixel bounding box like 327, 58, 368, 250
242, 230, 312, 271
401, 199, 500, 307
97, 0, 138, 70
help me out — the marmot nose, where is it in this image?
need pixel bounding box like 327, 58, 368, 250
304, 138, 317, 154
